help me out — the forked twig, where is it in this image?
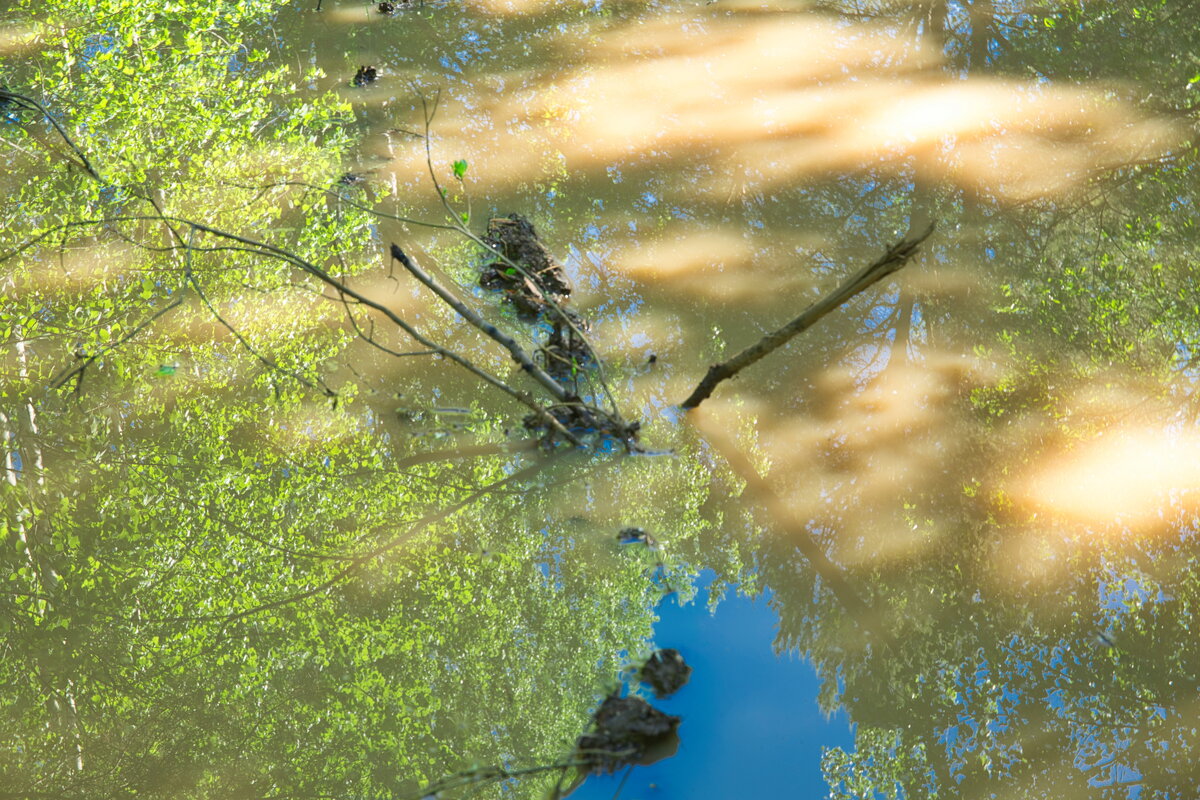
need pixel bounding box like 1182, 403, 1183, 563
1, 88, 100, 179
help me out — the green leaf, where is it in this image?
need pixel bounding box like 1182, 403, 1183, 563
451, 159, 468, 180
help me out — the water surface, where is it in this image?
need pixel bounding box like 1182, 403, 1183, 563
2, 0, 1198, 797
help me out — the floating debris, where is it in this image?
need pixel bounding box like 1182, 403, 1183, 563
475, 213, 641, 449
352, 65, 378, 86
524, 404, 639, 446
617, 527, 657, 547
639, 649, 691, 698
378, 1, 396, 11
540, 319, 593, 386
575, 694, 680, 774
479, 214, 572, 317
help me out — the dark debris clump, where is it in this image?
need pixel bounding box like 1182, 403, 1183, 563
479, 214, 572, 317
539, 319, 593, 385
478, 212, 643, 449
575, 694, 680, 774
617, 527, 657, 547
352, 65, 378, 86
638, 649, 692, 698
523, 404, 640, 446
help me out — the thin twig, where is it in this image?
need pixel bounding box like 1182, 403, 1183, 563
47, 295, 184, 392
182, 226, 339, 401
209, 176, 460, 232
138, 191, 341, 401
680, 223, 934, 409
7, 213, 580, 440
333, 278, 438, 359
1, 89, 101, 180
610, 764, 633, 800
414, 94, 620, 415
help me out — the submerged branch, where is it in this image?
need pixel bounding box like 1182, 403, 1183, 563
410, 757, 590, 800
680, 223, 935, 410
389, 243, 572, 403
413, 94, 620, 415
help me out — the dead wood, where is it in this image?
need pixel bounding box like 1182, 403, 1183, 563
680, 224, 934, 410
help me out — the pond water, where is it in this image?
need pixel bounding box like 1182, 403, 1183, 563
2, 0, 1200, 798
569, 572, 855, 799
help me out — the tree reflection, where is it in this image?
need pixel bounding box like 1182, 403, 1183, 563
3, 0, 1200, 798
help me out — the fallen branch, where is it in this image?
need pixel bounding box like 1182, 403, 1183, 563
389, 243, 572, 403
680, 223, 934, 410
412, 93, 619, 415
410, 757, 590, 800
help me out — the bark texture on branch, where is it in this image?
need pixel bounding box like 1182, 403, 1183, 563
680, 224, 934, 410
389, 243, 573, 403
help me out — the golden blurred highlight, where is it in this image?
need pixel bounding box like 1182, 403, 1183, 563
381, 10, 1183, 204
685, 350, 1000, 567
316, 5, 396, 24
0, 22, 39, 55
461, 0, 571, 15
989, 521, 1079, 591
1016, 426, 1200, 530
607, 229, 819, 300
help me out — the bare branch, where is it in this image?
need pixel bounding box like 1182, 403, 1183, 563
332, 276, 438, 359
681, 223, 934, 410
208, 176, 460, 232
0, 88, 101, 180
389, 243, 572, 403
